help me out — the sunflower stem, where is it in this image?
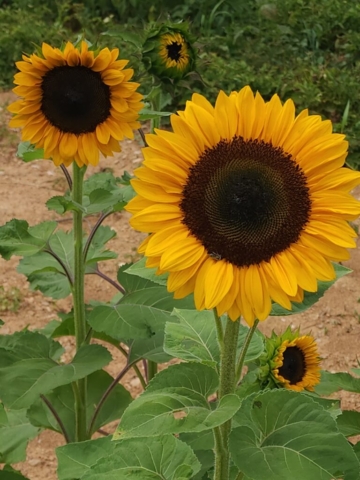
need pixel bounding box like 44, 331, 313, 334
150, 86, 162, 132
235, 319, 259, 383
214, 316, 240, 480
147, 359, 158, 382
72, 163, 88, 442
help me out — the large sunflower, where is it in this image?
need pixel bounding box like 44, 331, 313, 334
271, 334, 321, 392
126, 86, 360, 325
8, 41, 143, 167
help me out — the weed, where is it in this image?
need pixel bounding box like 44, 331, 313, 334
0, 286, 22, 312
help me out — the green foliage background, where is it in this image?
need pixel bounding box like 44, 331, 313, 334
1, 0, 360, 167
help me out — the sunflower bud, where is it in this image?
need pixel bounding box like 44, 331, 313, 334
142, 22, 196, 83
258, 327, 321, 392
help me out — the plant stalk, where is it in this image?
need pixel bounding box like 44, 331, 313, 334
72, 163, 88, 442
235, 319, 259, 382
214, 316, 240, 480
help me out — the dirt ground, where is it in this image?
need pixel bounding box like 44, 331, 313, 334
1, 91, 360, 479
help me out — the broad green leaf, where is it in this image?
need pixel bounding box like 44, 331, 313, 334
315, 370, 360, 395
192, 450, 214, 480
88, 284, 194, 341
0, 466, 30, 479
0, 343, 111, 409
230, 389, 360, 480
51, 310, 119, 347
114, 363, 241, 439
164, 309, 219, 367
354, 442, 360, 461
271, 263, 351, 316
57, 435, 200, 480
0, 330, 63, 364
0, 220, 57, 259
0, 404, 39, 463
127, 334, 173, 363
117, 264, 158, 293
85, 226, 117, 265
337, 410, 360, 437
27, 370, 132, 441
124, 257, 168, 286
83, 435, 200, 479
46, 196, 84, 214
17, 141, 44, 162
17, 252, 65, 276
57, 436, 115, 480
164, 310, 264, 367
179, 431, 214, 451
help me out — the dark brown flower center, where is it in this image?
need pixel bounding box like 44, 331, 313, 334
180, 136, 311, 267
41, 65, 111, 134
166, 42, 182, 62
278, 346, 306, 384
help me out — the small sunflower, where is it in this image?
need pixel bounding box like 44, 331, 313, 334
142, 23, 196, 82
264, 329, 321, 392
126, 86, 360, 326
8, 41, 143, 167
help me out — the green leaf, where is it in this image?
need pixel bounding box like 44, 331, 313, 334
0, 342, 111, 409
17, 141, 44, 162
23, 271, 71, 299
139, 109, 173, 121
57, 436, 116, 480
27, 370, 132, 441
337, 410, 360, 437
51, 309, 119, 347
124, 257, 168, 286
57, 435, 200, 480
114, 362, 241, 439
117, 264, 157, 292
164, 309, 219, 367
0, 404, 39, 463
46, 196, 83, 214
0, 466, 30, 479
0, 220, 57, 259
0, 469, 30, 479
127, 334, 173, 363
164, 310, 264, 367
271, 263, 351, 316
230, 389, 360, 480
0, 330, 64, 364
88, 283, 194, 341
315, 370, 360, 395
85, 226, 117, 265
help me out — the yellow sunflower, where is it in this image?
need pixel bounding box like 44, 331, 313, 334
8, 41, 143, 167
126, 86, 360, 325
158, 32, 190, 72
272, 335, 321, 392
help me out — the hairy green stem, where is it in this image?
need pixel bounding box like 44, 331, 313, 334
214, 308, 224, 352
147, 359, 158, 382
72, 163, 88, 442
235, 319, 259, 383
214, 317, 240, 480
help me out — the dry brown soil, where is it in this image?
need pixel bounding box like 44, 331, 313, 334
1, 92, 360, 479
